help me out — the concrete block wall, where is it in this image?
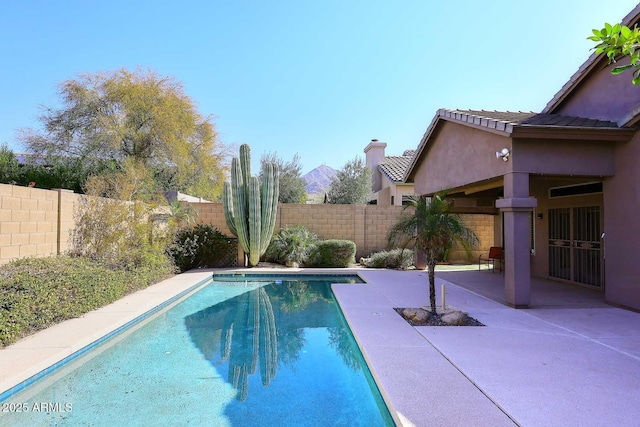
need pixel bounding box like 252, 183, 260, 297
0, 184, 72, 264
0, 187, 494, 266
448, 213, 494, 262
192, 203, 495, 263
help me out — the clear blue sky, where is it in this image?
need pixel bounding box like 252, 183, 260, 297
1, 0, 637, 174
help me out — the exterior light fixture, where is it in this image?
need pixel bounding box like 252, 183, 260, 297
496, 148, 510, 162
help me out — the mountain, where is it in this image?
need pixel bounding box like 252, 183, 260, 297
303, 165, 337, 196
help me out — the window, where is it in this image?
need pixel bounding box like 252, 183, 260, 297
549, 182, 602, 198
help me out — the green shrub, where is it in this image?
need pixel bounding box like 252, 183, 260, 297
0, 255, 172, 347
364, 248, 414, 270
167, 224, 237, 272
308, 239, 356, 268
265, 226, 319, 266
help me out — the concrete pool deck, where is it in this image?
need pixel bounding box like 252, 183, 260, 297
2, 267, 640, 426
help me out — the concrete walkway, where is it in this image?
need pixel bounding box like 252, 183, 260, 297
2, 267, 640, 426
333, 269, 640, 426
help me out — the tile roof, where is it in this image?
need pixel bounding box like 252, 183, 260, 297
443, 109, 621, 131
378, 155, 413, 182
403, 108, 634, 182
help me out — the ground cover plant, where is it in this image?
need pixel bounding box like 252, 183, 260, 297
168, 224, 237, 272
307, 239, 356, 267
363, 248, 414, 270
265, 225, 319, 266
0, 255, 173, 347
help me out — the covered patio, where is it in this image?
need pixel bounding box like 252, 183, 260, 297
436, 267, 607, 309
404, 109, 634, 308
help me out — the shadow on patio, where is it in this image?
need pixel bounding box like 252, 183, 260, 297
435, 267, 608, 309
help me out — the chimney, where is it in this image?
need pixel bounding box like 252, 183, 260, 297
364, 139, 386, 192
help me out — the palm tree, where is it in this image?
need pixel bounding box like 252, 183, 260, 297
387, 192, 478, 313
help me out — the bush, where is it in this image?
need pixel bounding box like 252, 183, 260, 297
0, 255, 173, 347
265, 226, 319, 266
308, 240, 356, 268
364, 248, 414, 270
167, 224, 237, 272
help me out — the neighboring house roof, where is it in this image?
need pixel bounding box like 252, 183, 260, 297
543, 4, 640, 116
378, 155, 413, 183
404, 108, 635, 182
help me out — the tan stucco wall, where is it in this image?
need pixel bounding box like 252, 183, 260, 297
514, 138, 615, 176
412, 121, 511, 195
603, 132, 640, 309
551, 60, 637, 122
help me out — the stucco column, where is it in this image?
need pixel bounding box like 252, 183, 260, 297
495, 172, 537, 307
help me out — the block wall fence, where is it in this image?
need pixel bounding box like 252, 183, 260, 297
0, 184, 78, 265
0, 182, 495, 266
193, 203, 495, 262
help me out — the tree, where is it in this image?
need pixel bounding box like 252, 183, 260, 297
70, 158, 170, 269
589, 23, 640, 84
0, 144, 21, 184
387, 193, 478, 313
260, 151, 307, 203
326, 156, 372, 204
19, 68, 228, 200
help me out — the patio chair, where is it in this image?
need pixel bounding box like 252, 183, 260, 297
479, 247, 503, 273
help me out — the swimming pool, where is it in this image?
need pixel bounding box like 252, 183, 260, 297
0, 275, 394, 426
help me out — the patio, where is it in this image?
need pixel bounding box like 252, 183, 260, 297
436, 268, 608, 309
334, 268, 640, 426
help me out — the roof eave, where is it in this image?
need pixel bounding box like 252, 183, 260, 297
511, 126, 635, 141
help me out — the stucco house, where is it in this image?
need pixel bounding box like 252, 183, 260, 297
364, 139, 414, 206
404, 5, 640, 311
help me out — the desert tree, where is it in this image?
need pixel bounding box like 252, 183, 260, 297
260, 151, 307, 203
19, 68, 229, 200
326, 156, 372, 204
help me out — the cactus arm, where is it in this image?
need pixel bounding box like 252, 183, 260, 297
222, 181, 237, 237
248, 176, 262, 266
231, 157, 250, 255
259, 163, 276, 254
240, 144, 251, 205
258, 162, 279, 255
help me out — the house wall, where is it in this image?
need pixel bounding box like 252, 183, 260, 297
551, 59, 639, 122
514, 138, 615, 176
603, 133, 640, 310
412, 121, 511, 195
375, 179, 414, 206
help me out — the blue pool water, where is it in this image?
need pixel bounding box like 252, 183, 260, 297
0, 275, 394, 426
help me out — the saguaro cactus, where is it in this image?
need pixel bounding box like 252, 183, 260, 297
223, 144, 279, 266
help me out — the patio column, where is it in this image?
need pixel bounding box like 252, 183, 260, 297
496, 172, 537, 307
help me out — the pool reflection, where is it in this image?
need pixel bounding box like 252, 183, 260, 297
185, 280, 359, 401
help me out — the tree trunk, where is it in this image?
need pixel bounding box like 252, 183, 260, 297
427, 262, 437, 313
